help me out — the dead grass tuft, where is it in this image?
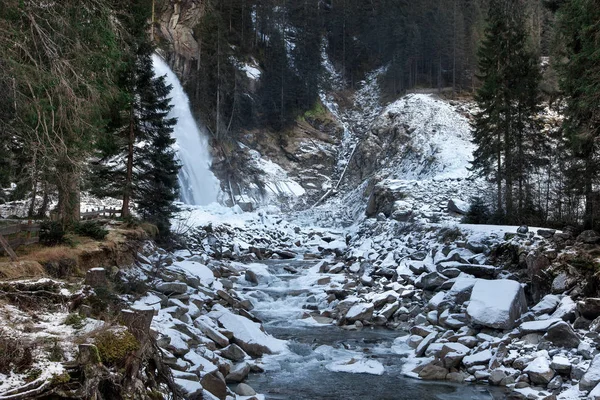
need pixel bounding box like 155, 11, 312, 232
0, 260, 45, 280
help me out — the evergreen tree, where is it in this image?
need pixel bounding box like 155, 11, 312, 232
471, 0, 544, 223
90, 0, 180, 237
556, 0, 600, 229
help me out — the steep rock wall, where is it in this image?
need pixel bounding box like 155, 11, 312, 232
155, 0, 205, 78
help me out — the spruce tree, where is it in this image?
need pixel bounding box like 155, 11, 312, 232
556, 0, 600, 229
471, 0, 544, 223
90, 0, 180, 237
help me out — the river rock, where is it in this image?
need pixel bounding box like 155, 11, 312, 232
440, 343, 470, 369
410, 325, 436, 338
463, 350, 493, 368
235, 383, 257, 396
219, 344, 247, 362
544, 321, 581, 348
580, 354, 600, 391
551, 273, 576, 294
466, 279, 527, 330
531, 294, 560, 315
415, 272, 447, 290
416, 332, 438, 357
437, 263, 496, 279
194, 319, 230, 348
524, 356, 554, 385
418, 361, 448, 380
200, 371, 227, 400
589, 383, 600, 400
156, 281, 188, 295
345, 303, 374, 322
226, 361, 251, 383
214, 305, 286, 357
551, 296, 577, 322
578, 298, 600, 320
489, 369, 508, 386
551, 355, 571, 375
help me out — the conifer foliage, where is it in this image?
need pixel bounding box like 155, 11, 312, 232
471, 0, 544, 224
555, 0, 600, 229
90, 0, 180, 237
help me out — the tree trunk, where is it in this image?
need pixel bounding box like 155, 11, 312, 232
122, 105, 135, 219
584, 156, 594, 229
57, 161, 80, 227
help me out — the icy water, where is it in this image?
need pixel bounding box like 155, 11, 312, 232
239, 261, 505, 400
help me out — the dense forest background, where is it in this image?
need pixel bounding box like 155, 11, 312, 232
174, 0, 555, 136
0, 0, 599, 235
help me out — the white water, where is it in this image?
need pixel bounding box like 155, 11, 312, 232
152, 54, 220, 205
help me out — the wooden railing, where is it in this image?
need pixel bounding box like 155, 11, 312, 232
0, 208, 122, 260
80, 207, 121, 220
0, 221, 41, 260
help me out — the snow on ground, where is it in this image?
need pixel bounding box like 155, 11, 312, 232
372, 94, 474, 180
241, 61, 261, 80
326, 358, 385, 375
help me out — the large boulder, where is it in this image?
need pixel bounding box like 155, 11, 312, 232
415, 272, 448, 290
440, 343, 470, 369
345, 303, 374, 322
448, 198, 470, 215
524, 357, 555, 385
418, 361, 448, 380
200, 371, 227, 400
578, 298, 600, 320
213, 305, 286, 357
155, 281, 188, 295
544, 321, 581, 348
466, 279, 527, 330
581, 354, 600, 391
531, 294, 560, 315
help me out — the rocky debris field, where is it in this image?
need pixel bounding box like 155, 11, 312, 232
3, 206, 600, 400
134, 207, 600, 399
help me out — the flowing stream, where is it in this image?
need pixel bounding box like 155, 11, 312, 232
151, 55, 220, 205
237, 260, 505, 400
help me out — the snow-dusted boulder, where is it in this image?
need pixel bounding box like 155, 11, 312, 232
544, 321, 581, 348
581, 354, 600, 391
531, 294, 560, 315
211, 305, 286, 357
448, 198, 470, 215
346, 303, 374, 322
524, 356, 555, 385
462, 349, 493, 368
466, 279, 527, 330
551, 355, 572, 375
552, 296, 577, 322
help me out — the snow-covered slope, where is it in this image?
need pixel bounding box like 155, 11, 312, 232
371, 94, 475, 180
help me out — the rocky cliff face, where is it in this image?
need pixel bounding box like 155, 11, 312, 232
155, 0, 205, 78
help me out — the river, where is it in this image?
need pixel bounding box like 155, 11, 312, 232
235, 260, 506, 400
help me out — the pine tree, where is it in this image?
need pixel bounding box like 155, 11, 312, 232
90, 0, 180, 237
556, 0, 600, 229
471, 0, 544, 223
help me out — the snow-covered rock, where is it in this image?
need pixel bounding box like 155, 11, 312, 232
345, 303, 374, 322
581, 354, 600, 391
466, 279, 527, 330
524, 356, 555, 385
210, 305, 286, 356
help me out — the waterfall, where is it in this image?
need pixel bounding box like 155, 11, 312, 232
152, 54, 220, 205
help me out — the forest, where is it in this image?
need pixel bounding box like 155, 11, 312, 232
0, 0, 598, 235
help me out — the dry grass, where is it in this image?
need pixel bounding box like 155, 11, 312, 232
0, 260, 46, 280
22, 246, 78, 265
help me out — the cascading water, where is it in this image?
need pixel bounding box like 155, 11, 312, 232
152, 54, 220, 205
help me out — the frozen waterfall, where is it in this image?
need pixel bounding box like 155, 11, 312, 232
152, 54, 220, 205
